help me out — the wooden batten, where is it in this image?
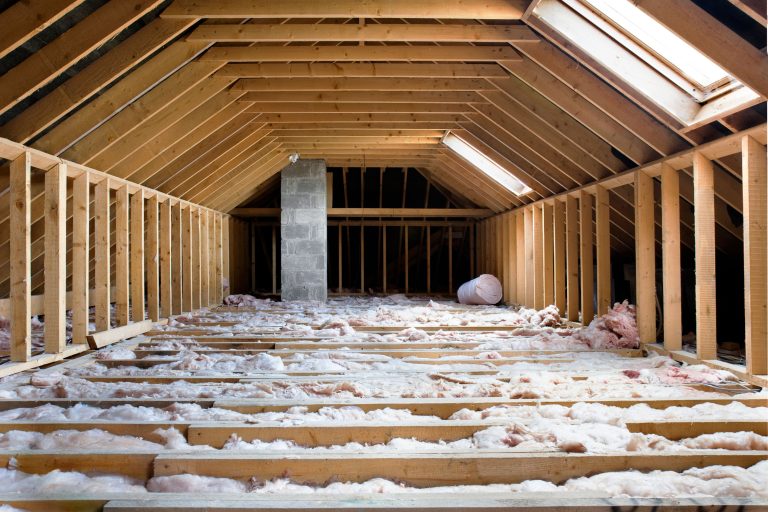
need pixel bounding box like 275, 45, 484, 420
10, 151, 31, 362
595, 186, 610, 316
693, 153, 717, 360
661, 164, 682, 351
71, 172, 90, 345
43, 163, 67, 353
565, 195, 579, 322
634, 171, 656, 344
94, 179, 111, 332
115, 185, 131, 326
579, 191, 594, 324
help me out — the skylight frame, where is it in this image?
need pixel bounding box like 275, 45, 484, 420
441, 131, 532, 197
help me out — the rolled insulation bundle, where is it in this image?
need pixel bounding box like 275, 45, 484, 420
457, 274, 503, 305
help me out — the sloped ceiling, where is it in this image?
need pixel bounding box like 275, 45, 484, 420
0, 0, 764, 252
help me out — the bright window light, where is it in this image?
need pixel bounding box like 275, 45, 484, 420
582, 0, 730, 91
441, 132, 532, 196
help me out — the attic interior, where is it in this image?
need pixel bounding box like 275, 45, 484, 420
0, 0, 766, 510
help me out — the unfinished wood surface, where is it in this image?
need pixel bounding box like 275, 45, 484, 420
693, 153, 717, 360
515, 213, 525, 305
634, 171, 656, 344
661, 164, 682, 351
10, 152, 31, 362
595, 186, 610, 316
87, 320, 154, 350
191, 209, 201, 310
542, 203, 554, 307
565, 195, 579, 322
71, 172, 90, 344
160, 200, 172, 319
524, 207, 534, 307
741, 136, 767, 375
131, 190, 146, 322
147, 195, 160, 321
115, 186, 130, 326
94, 179, 111, 332
553, 200, 566, 314
579, 191, 594, 324
43, 163, 67, 353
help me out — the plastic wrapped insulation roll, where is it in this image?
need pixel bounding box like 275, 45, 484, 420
457, 274, 503, 305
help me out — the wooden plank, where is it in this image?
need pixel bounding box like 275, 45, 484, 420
94, 179, 111, 332
217, 63, 508, 79
171, 203, 186, 315
579, 192, 594, 324
553, 200, 566, 314
191, 208, 201, 310
10, 152, 31, 362
626, 420, 768, 440
181, 207, 193, 313
515, 214, 525, 304
203, 45, 520, 62
71, 172, 90, 344
741, 136, 767, 375
405, 226, 410, 294
533, 205, 545, 309
565, 195, 579, 322
200, 212, 211, 307
153, 451, 766, 485
160, 200, 172, 319
162, 0, 529, 19
131, 191, 146, 322
693, 153, 717, 360
146, 196, 160, 321
86, 320, 154, 350
235, 78, 494, 93
0, 0, 86, 60
635, 171, 656, 343
271, 225, 277, 295
43, 163, 66, 353
542, 203, 554, 306
189, 23, 538, 43
661, 164, 682, 351
115, 186, 130, 326
523, 207, 534, 307
0, 345, 89, 379
595, 186, 611, 316
222, 216, 230, 298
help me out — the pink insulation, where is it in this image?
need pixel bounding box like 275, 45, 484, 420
573, 301, 639, 349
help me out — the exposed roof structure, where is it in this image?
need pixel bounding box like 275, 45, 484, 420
0, 0, 765, 248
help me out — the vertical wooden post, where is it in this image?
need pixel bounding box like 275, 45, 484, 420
181, 206, 193, 312
496, 216, 504, 284
469, 223, 475, 277
115, 185, 130, 326
426, 227, 431, 294
477, 222, 484, 275
595, 185, 611, 316
216, 213, 224, 304
543, 203, 554, 307
383, 226, 388, 294
271, 225, 277, 295
661, 164, 682, 351
200, 210, 210, 307
635, 170, 656, 344
580, 191, 594, 324
94, 179, 111, 331
742, 136, 767, 375
71, 172, 89, 344
565, 195, 579, 322
507, 214, 517, 303
447, 226, 453, 294
146, 195, 159, 322
130, 190, 145, 321
338, 224, 343, 293
171, 202, 183, 315
191, 208, 201, 309
160, 200, 172, 319
515, 213, 525, 305
405, 225, 409, 294
222, 215, 230, 299
524, 207, 534, 307
360, 224, 365, 293
44, 163, 66, 353
251, 223, 257, 292
553, 200, 566, 314
10, 151, 31, 361
533, 205, 544, 309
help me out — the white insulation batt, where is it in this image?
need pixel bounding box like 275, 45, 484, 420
457, 274, 503, 305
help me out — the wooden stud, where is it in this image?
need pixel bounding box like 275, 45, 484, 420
405, 226, 410, 294
170, 202, 183, 315
200, 210, 210, 307
271, 225, 277, 295
222, 216, 230, 299
71, 172, 89, 344
542, 203, 554, 307
338, 225, 343, 293
447, 226, 453, 294
533, 205, 544, 309
595, 186, 611, 316
160, 200, 172, 319
515, 213, 525, 305
661, 164, 682, 351
94, 179, 111, 332
635, 171, 656, 343
191, 208, 201, 310
553, 200, 566, 315
741, 136, 767, 375
426, 227, 431, 294
115, 186, 130, 326
146, 195, 160, 321
182, 207, 193, 312
360, 225, 365, 293
565, 196, 579, 322
44, 163, 66, 353
524, 207, 534, 308
383, 226, 388, 294
131, 190, 146, 322
10, 152, 31, 362
580, 191, 595, 324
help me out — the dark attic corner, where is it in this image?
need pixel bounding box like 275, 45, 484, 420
0, 0, 765, 509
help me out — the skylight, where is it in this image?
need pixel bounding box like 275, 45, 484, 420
582, 0, 730, 92
441, 132, 532, 196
